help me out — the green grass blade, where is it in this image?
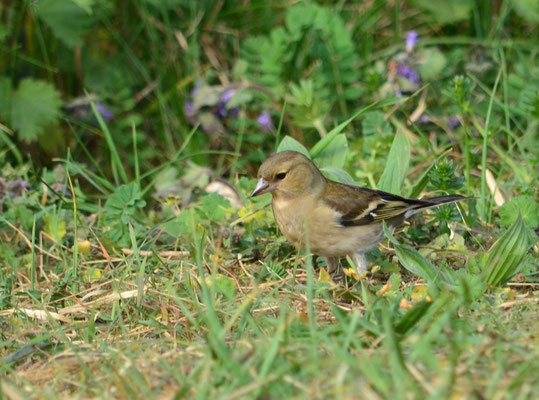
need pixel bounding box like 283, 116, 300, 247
89, 98, 128, 185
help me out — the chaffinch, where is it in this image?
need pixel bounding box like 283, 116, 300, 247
251, 151, 466, 273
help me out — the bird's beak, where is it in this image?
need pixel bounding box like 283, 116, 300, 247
251, 178, 270, 197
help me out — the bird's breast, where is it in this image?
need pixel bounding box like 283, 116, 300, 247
272, 197, 386, 257
272, 198, 309, 247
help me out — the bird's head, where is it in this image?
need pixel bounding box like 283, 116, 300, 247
251, 151, 325, 199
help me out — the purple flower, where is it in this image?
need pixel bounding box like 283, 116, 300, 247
220, 89, 235, 104
96, 103, 113, 120
448, 116, 461, 130
405, 30, 419, 53
216, 89, 235, 118
257, 111, 274, 132
184, 101, 196, 124
397, 64, 420, 84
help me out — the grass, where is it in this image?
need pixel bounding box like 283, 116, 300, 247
1, 1, 538, 399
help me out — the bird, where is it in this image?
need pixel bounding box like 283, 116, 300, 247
251, 150, 467, 274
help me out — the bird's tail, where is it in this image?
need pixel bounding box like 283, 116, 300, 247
405, 195, 470, 217
423, 195, 469, 205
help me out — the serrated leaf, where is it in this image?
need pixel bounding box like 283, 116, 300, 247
200, 193, 233, 222
34, 0, 95, 48
499, 196, 539, 228
277, 136, 310, 157
11, 79, 61, 142
377, 129, 410, 195
313, 134, 348, 169
104, 182, 146, 245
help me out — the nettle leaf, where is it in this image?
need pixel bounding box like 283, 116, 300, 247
499, 196, 539, 228
34, 0, 95, 48
11, 79, 61, 142
277, 136, 310, 157
377, 129, 410, 195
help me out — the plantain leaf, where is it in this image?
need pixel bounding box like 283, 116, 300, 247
277, 136, 310, 157
377, 129, 410, 195
483, 215, 535, 286
383, 223, 448, 295
313, 134, 348, 169
320, 166, 356, 185
310, 96, 408, 159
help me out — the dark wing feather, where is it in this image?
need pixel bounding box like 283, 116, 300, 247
322, 181, 463, 227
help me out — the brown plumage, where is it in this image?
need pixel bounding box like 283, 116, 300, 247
251, 151, 466, 273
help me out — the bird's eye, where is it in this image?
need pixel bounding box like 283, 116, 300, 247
275, 172, 287, 180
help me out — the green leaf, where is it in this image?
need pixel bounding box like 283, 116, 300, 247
162, 211, 201, 237
407, 148, 452, 198
511, 0, 539, 23
313, 134, 348, 169
200, 193, 233, 222
417, 48, 447, 81
320, 166, 356, 185
377, 129, 410, 195
34, 0, 95, 48
361, 111, 390, 136
276, 136, 310, 157
104, 182, 146, 245
0, 76, 13, 122
212, 275, 237, 300
383, 223, 446, 294
393, 242, 444, 293
311, 96, 409, 159
411, 0, 473, 23
43, 214, 66, 241
483, 215, 536, 287
395, 301, 432, 335
499, 196, 539, 228
11, 79, 61, 142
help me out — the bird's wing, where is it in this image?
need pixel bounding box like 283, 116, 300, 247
322, 181, 425, 227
